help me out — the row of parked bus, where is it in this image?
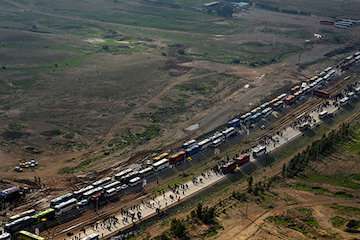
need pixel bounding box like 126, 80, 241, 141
3, 51, 360, 240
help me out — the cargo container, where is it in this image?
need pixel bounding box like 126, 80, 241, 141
169, 151, 186, 164
234, 154, 250, 166
240, 112, 252, 122
152, 158, 170, 171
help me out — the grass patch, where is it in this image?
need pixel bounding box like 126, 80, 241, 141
346, 124, 360, 155
297, 208, 319, 227
267, 208, 318, 235
291, 182, 330, 195
59, 155, 102, 174
331, 204, 360, 218
305, 174, 360, 190
334, 191, 353, 199
108, 125, 161, 150
331, 216, 347, 228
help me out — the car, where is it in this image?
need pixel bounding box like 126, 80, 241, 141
30, 159, 38, 166
14, 166, 23, 172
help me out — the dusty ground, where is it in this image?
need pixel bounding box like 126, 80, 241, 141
0, 0, 359, 202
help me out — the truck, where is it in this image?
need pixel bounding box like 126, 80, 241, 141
234, 154, 250, 166
220, 161, 237, 174
169, 151, 186, 165
252, 145, 266, 158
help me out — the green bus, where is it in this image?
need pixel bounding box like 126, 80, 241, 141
31, 208, 55, 223
16, 231, 45, 240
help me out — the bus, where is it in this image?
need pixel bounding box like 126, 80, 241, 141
0, 233, 11, 240
31, 208, 55, 223
50, 193, 73, 208
17, 231, 45, 240
9, 209, 36, 222
81, 233, 99, 240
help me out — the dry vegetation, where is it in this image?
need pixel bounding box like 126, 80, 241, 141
0, 0, 360, 199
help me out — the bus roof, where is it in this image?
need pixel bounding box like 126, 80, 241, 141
32, 208, 54, 219
18, 231, 45, 240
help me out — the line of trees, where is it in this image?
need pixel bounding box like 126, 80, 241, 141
153, 203, 218, 240
190, 203, 217, 224
283, 123, 352, 178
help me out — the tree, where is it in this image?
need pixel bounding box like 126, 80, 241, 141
216, 3, 234, 18
170, 218, 187, 239
282, 163, 287, 178
196, 203, 203, 219
247, 176, 253, 193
